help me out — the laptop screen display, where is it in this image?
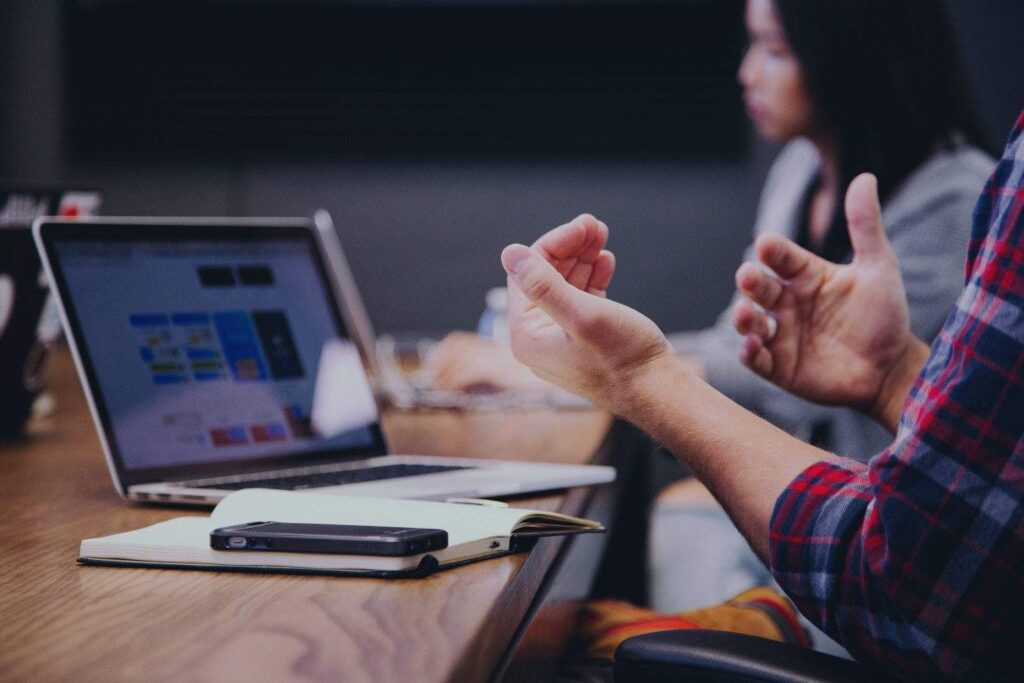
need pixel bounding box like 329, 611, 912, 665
50, 231, 381, 474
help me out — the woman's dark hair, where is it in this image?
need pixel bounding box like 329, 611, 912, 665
772, 0, 985, 260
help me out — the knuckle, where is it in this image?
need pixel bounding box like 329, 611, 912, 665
734, 298, 754, 320
735, 266, 752, 290
769, 242, 788, 265
523, 271, 554, 303
757, 277, 776, 302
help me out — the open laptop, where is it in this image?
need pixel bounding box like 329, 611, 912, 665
34, 217, 614, 506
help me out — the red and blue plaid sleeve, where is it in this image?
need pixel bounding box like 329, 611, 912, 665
769, 112, 1024, 680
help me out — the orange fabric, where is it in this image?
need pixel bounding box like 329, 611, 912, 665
576, 586, 809, 662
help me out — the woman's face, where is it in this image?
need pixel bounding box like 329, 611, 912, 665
738, 0, 816, 143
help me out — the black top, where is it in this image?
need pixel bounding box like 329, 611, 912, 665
792, 175, 854, 265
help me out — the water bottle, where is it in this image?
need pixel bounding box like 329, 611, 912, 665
476, 287, 509, 343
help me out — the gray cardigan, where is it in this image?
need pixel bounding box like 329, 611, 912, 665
668, 138, 994, 461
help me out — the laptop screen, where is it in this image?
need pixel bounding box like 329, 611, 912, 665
45, 223, 384, 482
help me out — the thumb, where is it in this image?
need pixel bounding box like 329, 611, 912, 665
502, 243, 599, 336
845, 173, 892, 261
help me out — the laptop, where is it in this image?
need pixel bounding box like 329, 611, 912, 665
33, 217, 615, 506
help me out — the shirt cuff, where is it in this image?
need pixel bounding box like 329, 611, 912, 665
767, 459, 871, 625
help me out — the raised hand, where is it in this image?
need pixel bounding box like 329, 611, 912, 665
501, 215, 675, 411
733, 174, 927, 428
531, 214, 617, 298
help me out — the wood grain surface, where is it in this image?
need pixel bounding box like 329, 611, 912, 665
0, 348, 612, 683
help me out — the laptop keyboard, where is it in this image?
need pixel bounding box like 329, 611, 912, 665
193, 463, 473, 491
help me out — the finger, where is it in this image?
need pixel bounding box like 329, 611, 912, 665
740, 334, 774, 378
441, 330, 479, 346
732, 299, 776, 341
423, 333, 472, 370
431, 359, 469, 390
587, 250, 616, 298
502, 243, 601, 338
754, 233, 823, 281
533, 214, 608, 262
533, 214, 609, 291
844, 173, 891, 261
735, 261, 785, 310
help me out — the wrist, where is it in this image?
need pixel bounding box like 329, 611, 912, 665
869, 337, 930, 433
611, 350, 696, 426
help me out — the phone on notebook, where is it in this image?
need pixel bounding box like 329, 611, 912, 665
210, 521, 448, 556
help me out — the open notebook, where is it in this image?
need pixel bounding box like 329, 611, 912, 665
79, 489, 604, 578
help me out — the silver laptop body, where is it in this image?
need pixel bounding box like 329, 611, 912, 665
34, 216, 614, 506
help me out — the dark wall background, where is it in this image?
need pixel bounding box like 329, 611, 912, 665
2, 0, 1022, 336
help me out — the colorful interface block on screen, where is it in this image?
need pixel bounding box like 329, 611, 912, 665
55, 239, 377, 470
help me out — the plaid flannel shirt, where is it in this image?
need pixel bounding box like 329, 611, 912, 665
769, 112, 1024, 681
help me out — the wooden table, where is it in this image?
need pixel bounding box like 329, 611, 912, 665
0, 349, 618, 683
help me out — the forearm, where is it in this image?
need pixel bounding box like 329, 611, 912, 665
616, 355, 828, 561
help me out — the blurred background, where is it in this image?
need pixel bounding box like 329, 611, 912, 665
2, 0, 1022, 336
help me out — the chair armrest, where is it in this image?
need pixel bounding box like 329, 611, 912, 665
614, 630, 888, 683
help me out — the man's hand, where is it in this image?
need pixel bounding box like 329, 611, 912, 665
501, 214, 675, 414
733, 174, 929, 431
503, 214, 830, 562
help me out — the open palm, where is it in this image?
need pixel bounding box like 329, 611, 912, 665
734, 174, 914, 413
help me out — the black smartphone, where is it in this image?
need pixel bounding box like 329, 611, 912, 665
210, 521, 449, 556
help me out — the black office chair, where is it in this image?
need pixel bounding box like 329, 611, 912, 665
613, 630, 892, 682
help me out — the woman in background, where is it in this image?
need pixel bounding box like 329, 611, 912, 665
649, 0, 993, 637
430, 0, 994, 652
